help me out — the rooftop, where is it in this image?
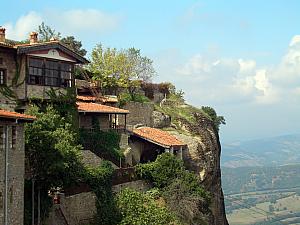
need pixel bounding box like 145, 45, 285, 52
0, 109, 36, 121
77, 102, 129, 114
77, 95, 118, 103
133, 127, 185, 148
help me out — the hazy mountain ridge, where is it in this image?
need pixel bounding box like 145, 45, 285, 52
222, 164, 300, 194
222, 134, 300, 168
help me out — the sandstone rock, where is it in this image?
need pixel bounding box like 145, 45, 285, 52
167, 112, 229, 225
152, 110, 171, 128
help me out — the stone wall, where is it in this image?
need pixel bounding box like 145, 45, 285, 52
60, 192, 97, 225
26, 85, 67, 100
112, 180, 152, 193
122, 102, 154, 127
45, 180, 151, 225
0, 123, 25, 225
0, 49, 18, 110
81, 150, 118, 169
79, 114, 110, 129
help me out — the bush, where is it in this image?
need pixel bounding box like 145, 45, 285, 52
79, 129, 123, 162
135, 153, 211, 224
118, 92, 150, 107
136, 153, 185, 188
201, 106, 226, 132
84, 161, 121, 225
116, 188, 177, 225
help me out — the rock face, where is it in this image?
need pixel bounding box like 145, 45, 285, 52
168, 113, 228, 225
152, 110, 171, 128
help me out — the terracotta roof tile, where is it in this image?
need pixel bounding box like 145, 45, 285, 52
77, 102, 129, 114
77, 95, 118, 103
13, 40, 60, 47
0, 42, 14, 48
0, 109, 36, 121
133, 127, 185, 148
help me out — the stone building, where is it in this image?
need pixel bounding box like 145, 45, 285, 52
0, 109, 35, 225
0, 27, 88, 111
125, 126, 186, 166
77, 101, 129, 132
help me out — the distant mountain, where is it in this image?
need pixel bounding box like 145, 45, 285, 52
221, 134, 300, 168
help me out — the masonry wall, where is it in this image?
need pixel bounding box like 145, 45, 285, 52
60, 192, 97, 225
121, 102, 154, 127
0, 49, 18, 110
79, 114, 110, 130
0, 123, 25, 225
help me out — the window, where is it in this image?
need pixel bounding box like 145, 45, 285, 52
45, 60, 60, 86
28, 57, 73, 87
12, 126, 17, 149
0, 69, 6, 85
0, 126, 4, 150
60, 62, 72, 87
28, 58, 43, 85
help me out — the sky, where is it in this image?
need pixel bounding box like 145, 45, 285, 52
1, 0, 299, 143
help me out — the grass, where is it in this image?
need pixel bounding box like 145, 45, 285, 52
154, 94, 210, 127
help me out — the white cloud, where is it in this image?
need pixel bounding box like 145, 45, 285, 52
4, 11, 43, 40
3, 9, 122, 41
160, 35, 300, 106
46, 9, 122, 36
289, 35, 300, 47
238, 59, 256, 75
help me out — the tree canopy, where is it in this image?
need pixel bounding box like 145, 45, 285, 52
25, 105, 84, 189
201, 106, 226, 132
36, 22, 87, 56
88, 44, 156, 94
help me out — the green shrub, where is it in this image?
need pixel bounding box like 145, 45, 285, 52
135, 153, 211, 224
84, 161, 121, 225
116, 188, 178, 225
201, 106, 226, 132
79, 129, 123, 162
136, 153, 185, 188
118, 92, 150, 107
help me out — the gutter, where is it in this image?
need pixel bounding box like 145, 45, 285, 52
4, 125, 9, 225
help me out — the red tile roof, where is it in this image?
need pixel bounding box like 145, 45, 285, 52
77, 102, 129, 114
77, 95, 118, 103
0, 42, 14, 48
133, 127, 185, 148
0, 109, 36, 121
13, 40, 61, 48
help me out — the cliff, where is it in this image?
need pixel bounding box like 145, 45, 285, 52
151, 99, 229, 225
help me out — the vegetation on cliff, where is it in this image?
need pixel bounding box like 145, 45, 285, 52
136, 153, 211, 225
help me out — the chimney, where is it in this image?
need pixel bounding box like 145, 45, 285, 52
0, 27, 6, 43
29, 32, 38, 44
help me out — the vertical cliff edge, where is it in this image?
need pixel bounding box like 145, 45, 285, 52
153, 100, 229, 225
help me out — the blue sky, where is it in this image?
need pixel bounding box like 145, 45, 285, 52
1, 0, 300, 142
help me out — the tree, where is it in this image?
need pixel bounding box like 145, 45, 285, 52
25, 105, 83, 189
37, 22, 61, 42
61, 36, 87, 56
36, 22, 87, 56
88, 44, 155, 95
201, 106, 226, 132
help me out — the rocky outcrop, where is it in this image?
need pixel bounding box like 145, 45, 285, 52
152, 110, 171, 128
167, 112, 228, 225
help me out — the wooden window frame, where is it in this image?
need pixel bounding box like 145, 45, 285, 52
0, 126, 4, 150
11, 126, 17, 149
27, 57, 74, 88
0, 69, 6, 85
